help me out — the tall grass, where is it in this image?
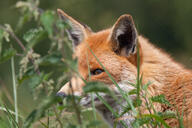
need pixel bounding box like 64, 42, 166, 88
11, 57, 18, 123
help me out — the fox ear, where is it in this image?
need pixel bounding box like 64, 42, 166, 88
57, 9, 92, 49
109, 14, 138, 56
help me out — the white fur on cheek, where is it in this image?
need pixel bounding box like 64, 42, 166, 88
116, 82, 135, 92
112, 67, 137, 93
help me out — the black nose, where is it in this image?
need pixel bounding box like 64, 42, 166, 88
56, 92, 67, 105
56, 92, 67, 98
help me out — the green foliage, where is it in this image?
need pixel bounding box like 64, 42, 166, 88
23, 27, 46, 48
39, 52, 63, 66
151, 94, 171, 106
0, 48, 16, 64
40, 11, 55, 37
157, 111, 176, 119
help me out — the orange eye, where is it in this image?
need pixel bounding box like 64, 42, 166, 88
91, 69, 104, 75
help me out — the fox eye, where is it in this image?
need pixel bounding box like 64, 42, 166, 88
91, 69, 104, 75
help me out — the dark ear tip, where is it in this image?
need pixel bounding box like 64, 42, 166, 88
57, 9, 69, 20
57, 9, 63, 14
57, 9, 64, 19
118, 14, 134, 23
120, 14, 132, 18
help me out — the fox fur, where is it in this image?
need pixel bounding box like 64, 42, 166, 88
57, 9, 192, 128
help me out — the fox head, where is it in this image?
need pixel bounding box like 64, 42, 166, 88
57, 9, 142, 107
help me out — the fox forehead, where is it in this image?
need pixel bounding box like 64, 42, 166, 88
75, 29, 111, 56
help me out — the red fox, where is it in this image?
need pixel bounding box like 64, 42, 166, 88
57, 9, 192, 127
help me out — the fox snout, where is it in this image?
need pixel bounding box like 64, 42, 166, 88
56, 77, 84, 98
56, 82, 69, 98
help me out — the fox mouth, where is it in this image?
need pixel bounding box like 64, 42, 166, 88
79, 93, 116, 108
79, 92, 131, 110
79, 83, 136, 108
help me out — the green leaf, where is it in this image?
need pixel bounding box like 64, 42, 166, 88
157, 110, 176, 119
23, 27, 46, 48
128, 89, 137, 95
150, 94, 171, 106
83, 81, 111, 94
39, 52, 63, 66
133, 114, 170, 128
132, 116, 151, 127
18, 66, 34, 85
28, 73, 44, 89
28, 72, 52, 89
16, 12, 32, 31
142, 81, 152, 91
0, 48, 16, 64
40, 11, 55, 36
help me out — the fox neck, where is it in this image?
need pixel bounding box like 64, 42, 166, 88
139, 36, 185, 91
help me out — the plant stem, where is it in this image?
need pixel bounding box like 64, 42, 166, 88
0, 25, 26, 52
11, 57, 18, 123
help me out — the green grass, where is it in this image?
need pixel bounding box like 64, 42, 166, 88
11, 57, 18, 123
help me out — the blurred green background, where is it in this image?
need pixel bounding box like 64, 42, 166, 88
0, 0, 192, 119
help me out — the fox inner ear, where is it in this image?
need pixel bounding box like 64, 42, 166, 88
57, 9, 92, 49
110, 14, 138, 56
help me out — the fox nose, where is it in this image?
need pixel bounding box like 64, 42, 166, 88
56, 92, 67, 105
56, 92, 67, 98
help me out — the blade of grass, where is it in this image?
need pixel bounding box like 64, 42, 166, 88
0, 106, 23, 119
11, 56, 18, 123
136, 44, 141, 100
91, 94, 97, 120
4, 104, 19, 128
177, 96, 185, 128
39, 120, 49, 128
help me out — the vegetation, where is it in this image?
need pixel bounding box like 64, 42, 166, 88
0, 0, 190, 128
